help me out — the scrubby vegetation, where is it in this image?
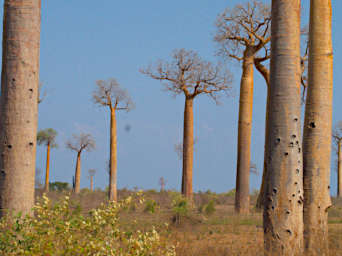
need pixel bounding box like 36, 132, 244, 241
0, 192, 175, 256
1, 189, 341, 255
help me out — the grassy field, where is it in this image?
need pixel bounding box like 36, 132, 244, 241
34, 189, 342, 256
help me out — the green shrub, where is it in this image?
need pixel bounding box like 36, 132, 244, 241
171, 196, 189, 224
0, 194, 175, 256
199, 200, 216, 216
144, 199, 159, 214
226, 189, 236, 197
49, 181, 70, 192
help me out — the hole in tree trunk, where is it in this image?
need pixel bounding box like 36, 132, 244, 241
309, 122, 316, 128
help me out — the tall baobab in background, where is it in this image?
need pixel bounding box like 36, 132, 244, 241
0, 0, 41, 217
333, 122, 342, 198
93, 78, 133, 202
215, 1, 271, 214
303, 1, 333, 253
88, 169, 96, 192
141, 49, 232, 200
263, 0, 303, 254
37, 128, 58, 192
66, 133, 95, 194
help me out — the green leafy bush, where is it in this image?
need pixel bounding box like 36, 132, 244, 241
49, 181, 70, 192
0, 194, 175, 256
199, 200, 216, 216
171, 196, 189, 224
144, 199, 159, 214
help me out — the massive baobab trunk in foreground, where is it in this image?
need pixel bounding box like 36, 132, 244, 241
302, 0, 333, 254
0, 0, 41, 216
263, 0, 303, 254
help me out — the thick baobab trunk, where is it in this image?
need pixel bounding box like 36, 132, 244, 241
235, 51, 254, 214
263, 0, 303, 255
302, 1, 333, 254
0, 0, 41, 217
338, 140, 342, 198
90, 176, 94, 192
182, 97, 194, 200
44, 142, 51, 192
74, 151, 81, 194
254, 61, 270, 210
108, 107, 118, 201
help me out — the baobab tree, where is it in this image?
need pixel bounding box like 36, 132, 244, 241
0, 0, 41, 217
333, 121, 342, 198
174, 138, 198, 191
66, 133, 95, 194
93, 78, 133, 202
37, 128, 58, 192
215, 0, 271, 214
88, 169, 96, 192
159, 177, 166, 192
263, 0, 303, 254
303, 1, 333, 253
255, 32, 309, 210
141, 49, 232, 200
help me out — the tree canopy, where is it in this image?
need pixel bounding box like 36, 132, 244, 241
37, 128, 58, 148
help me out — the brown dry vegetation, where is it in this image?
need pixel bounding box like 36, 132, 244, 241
35, 189, 342, 255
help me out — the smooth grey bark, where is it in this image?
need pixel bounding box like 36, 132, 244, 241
263, 0, 303, 255
303, 0, 333, 254
0, 0, 41, 217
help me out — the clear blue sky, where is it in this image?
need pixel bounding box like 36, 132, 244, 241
0, 0, 341, 194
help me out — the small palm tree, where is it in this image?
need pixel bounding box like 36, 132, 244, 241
37, 128, 58, 192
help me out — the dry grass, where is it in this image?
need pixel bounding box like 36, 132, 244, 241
36, 189, 342, 255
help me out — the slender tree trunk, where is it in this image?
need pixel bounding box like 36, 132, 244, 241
338, 140, 342, 198
302, 1, 333, 254
254, 61, 270, 210
44, 142, 51, 192
90, 176, 94, 192
182, 97, 194, 200
74, 151, 81, 194
108, 107, 118, 201
0, 0, 41, 217
264, 1, 303, 255
235, 50, 254, 214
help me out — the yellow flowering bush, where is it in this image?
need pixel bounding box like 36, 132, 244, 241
0, 194, 176, 256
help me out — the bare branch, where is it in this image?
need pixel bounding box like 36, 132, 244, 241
66, 133, 96, 153
214, 1, 271, 60
93, 78, 134, 112
141, 49, 233, 104
332, 121, 342, 147
38, 82, 47, 104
